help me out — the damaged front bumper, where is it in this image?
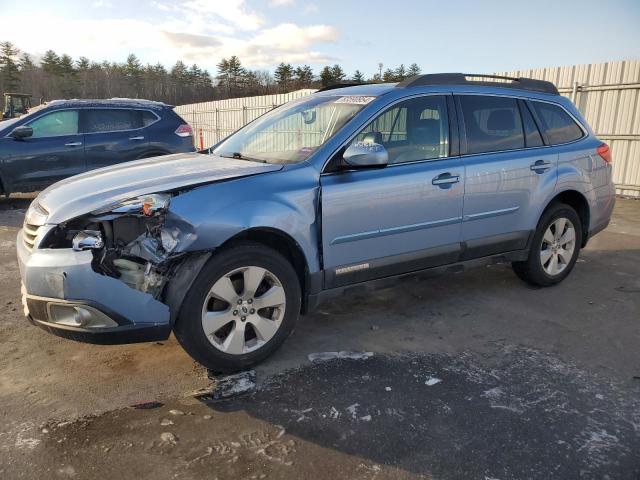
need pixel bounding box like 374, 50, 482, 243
17, 229, 171, 344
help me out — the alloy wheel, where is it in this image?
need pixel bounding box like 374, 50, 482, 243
201, 266, 286, 354
540, 217, 576, 276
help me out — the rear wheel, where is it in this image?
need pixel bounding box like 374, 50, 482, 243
174, 242, 301, 372
512, 203, 582, 286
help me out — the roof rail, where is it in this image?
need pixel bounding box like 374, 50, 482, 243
396, 73, 559, 95
316, 82, 372, 92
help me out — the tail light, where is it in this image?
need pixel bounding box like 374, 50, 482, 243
174, 124, 193, 137
597, 143, 612, 164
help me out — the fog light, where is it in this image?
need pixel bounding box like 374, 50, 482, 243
72, 230, 104, 251
47, 303, 118, 328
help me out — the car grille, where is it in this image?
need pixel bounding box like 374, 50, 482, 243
23, 202, 49, 252
23, 223, 42, 251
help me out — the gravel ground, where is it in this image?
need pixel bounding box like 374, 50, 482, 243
1, 194, 638, 479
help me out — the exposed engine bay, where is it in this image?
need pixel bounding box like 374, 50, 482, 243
42, 193, 192, 298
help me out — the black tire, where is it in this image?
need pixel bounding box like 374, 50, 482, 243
174, 242, 301, 372
512, 203, 582, 287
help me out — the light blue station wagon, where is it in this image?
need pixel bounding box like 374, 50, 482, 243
17, 74, 615, 371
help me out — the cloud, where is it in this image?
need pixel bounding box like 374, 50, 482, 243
252, 23, 336, 51
303, 4, 319, 14
91, 0, 113, 7
174, 0, 263, 32
1, 8, 339, 70
163, 22, 340, 66
162, 32, 223, 48
270, 0, 295, 6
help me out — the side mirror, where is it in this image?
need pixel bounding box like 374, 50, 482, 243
10, 126, 33, 139
343, 141, 388, 168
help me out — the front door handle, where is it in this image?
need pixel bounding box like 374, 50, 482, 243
432, 172, 460, 187
64, 142, 82, 147
129, 136, 145, 141
530, 160, 552, 173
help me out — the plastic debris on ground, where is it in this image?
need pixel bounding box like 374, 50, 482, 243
425, 376, 442, 386
307, 351, 374, 362
195, 370, 257, 402
130, 401, 163, 410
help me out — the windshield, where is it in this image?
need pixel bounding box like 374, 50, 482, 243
213, 95, 375, 164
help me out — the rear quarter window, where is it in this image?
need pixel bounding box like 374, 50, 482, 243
139, 110, 159, 127
530, 101, 584, 145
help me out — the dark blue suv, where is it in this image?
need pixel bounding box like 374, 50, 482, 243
0, 98, 195, 196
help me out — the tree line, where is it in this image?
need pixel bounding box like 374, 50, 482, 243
0, 41, 422, 106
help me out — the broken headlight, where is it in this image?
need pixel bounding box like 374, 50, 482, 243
94, 193, 171, 216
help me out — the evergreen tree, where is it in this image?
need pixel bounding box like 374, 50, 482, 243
352, 70, 365, 82
40, 50, 61, 74
76, 56, 91, 97
330, 64, 345, 83
407, 63, 421, 77
369, 72, 382, 83
382, 68, 396, 82
394, 64, 407, 81
319, 65, 333, 87
18, 53, 35, 70
293, 65, 314, 88
274, 62, 294, 90
0, 41, 21, 91
125, 54, 143, 97
217, 56, 246, 95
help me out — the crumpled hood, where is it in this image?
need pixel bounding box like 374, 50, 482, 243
36, 152, 283, 224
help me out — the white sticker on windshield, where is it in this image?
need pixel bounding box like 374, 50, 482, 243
334, 96, 376, 105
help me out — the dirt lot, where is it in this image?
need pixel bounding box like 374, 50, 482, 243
0, 195, 638, 480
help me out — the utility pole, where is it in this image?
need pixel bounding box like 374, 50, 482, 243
378, 63, 383, 78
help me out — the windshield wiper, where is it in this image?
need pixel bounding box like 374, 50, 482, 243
219, 152, 267, 163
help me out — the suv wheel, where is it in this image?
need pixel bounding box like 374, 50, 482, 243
174, 242, 301, 372
512, 203, 582, 287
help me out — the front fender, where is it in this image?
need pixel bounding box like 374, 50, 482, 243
167, 164, 321, 274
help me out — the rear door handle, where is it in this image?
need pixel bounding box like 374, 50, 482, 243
530, 160, 552, 173
64, 142, 82, 147
129, 136, 145, 141
432, 172, 460, 187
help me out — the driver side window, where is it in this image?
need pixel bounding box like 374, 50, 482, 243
27, 110, 79, 138
348, 95, 449, 165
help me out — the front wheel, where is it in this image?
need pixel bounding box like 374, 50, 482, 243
512, 203, 582, 287
174, 242, 301, 372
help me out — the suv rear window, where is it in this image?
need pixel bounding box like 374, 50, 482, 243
530, 101, 584, 145
459, 95, 524, 154
85, 109, 137, 133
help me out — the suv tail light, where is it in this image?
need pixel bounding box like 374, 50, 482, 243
175, 124, 193, 137
597, 143, 612, 164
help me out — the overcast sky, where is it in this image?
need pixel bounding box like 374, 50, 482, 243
2, 0, 639, 76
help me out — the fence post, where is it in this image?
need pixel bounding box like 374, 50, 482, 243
215, 108, 220, 143
242, 105, 247, 125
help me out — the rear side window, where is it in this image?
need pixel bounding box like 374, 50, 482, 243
459, 95, 524, 154
27, 110, 79, 137
530, 101, 584, 145
85, 109, 136, 133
